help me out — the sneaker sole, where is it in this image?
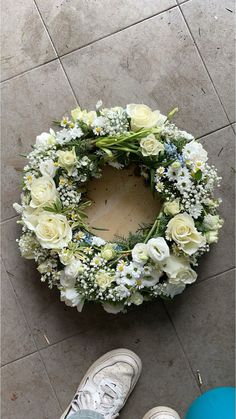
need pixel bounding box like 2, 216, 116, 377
142, 406, 181, 419
60, 348, 142, 419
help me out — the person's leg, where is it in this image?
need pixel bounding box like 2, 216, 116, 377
60, 348, 142, 419
67, 410, 104, 419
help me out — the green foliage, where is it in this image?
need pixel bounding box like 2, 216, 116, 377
114, 231, 146, 250
192, 170, 202, 181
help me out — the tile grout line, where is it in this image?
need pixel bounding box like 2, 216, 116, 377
32, 0, 79, 107
1, 3, 179, 85
161, 300, 203, 394
192, 267, 235, 288
195, 122, 232, 140
177, 1, 232, 126
1, 257, 63, 413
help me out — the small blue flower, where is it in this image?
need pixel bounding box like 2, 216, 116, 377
83, 233, 92, 244
164, 142, 177, 157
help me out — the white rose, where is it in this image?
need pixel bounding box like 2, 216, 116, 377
203, 214, 223, 231
147, 237, 170, 262
166, 213, 205, 255
162, 255, 197, 285
183, 141, 208, 164
57, 147, 77, 175
126, 104, 165, 131
163, 199, 180, 216
91, 236, 106, 247
29, 176, 57, 208
36, 132, 56, 149
102, 302, 125, 314
40, 159, 57, 178
60, 288, 84, 311
205, 230, 219, 244
65, 260, 83, 278
130, 292, 144, 306
95, 271, 114, 290
165, 282, 186, 298
132, 243, 149, 264
33, 211, 72, 249
140, 134, 164, 157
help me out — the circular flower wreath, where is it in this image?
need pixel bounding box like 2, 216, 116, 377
14, 102, 223, 314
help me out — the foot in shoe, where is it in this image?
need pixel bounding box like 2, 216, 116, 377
61, 348, 142, 419
143, 406, 181, 419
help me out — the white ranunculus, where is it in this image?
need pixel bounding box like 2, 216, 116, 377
60, 288, 84, 311
183, 141, 208, 164
64, 259, 83, 278
140, 134, 164, 157
33, 211, 72, 249
203, 214, 223, 231
162, 255, 197, 285
95, 271, 115, 290
166, 213, 205, 255
102, 302, 125, 314
39, 159, 57, 178
165, 282, 186, 298
132, 243, 149, 264
126, 104, 164, 131
29, 176, 57, 208
59, 249, 75, 265
36, 132, 56, 149
163, 199, 180, 216
57, 147, 77, 175
60, 272, 76, 288
130, 292, 144, 306
100, 244, 116, 261
147, 237, 170, 262
91, 236, 106, 247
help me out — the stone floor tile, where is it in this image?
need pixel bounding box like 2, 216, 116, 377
1, 218, 120, 349
1, 352, 61, 419
181, 0, 235, 122
1, 0, 56, 81
62, 7, 228, 138
41, 301, 200, 418
35, 0, 177, 56
1, 60, 77, 221
1, 263, 36, 366
165, 270, 235, 391
197, 125, 235, 281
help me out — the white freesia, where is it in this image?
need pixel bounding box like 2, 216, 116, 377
33, 211, 72, 249
140, 134, 164, 157
205, 230, 219, 244
183, 141, 208, 164
65, 259, 83, 278
132, 243, 149, 264
147, 237, 170, 262
162, 255, 197, 285
57, 147, 77, 175
126, 104, 165, 131
36, 131, 56, 149
60, 288, 84, 311
29, 176, 57, 208
166, 213, 205, 255
13, 202, 23, 214
39, 159, 57, 178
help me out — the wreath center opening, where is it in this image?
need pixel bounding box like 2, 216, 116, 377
85, 165, 162, 241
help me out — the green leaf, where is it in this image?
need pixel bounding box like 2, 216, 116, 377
192, 170, 202, 181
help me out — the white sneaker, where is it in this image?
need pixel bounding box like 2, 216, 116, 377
60, 348, 142, 419
143, 406, 181, 419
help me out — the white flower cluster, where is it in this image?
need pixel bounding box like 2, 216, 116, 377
13, 102, 223, 314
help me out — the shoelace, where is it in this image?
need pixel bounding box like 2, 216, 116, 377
67, 377, 127, 419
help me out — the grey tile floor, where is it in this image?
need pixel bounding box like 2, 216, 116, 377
1, 0, 235, 418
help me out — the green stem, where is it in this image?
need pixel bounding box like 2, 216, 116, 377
144, 210, 164, 243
